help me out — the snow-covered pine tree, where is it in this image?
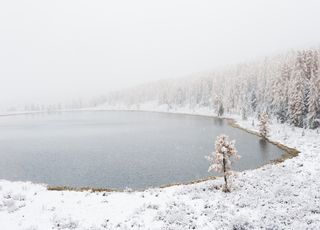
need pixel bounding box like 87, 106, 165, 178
250, 90, 257, 113
289, 54, 305, 128
218, 102, 224, 117
301, 50, 313, 122
274, 63, 290, 123
214, 95, 224, 116
258, 112, 269, 138
308, 70, 320, 129
241, 107, 247, 120
206, 134, 240, 192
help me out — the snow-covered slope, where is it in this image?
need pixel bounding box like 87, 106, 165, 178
0, 107, 319, 229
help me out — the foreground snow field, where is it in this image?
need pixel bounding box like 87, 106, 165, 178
1, 106, 320, 229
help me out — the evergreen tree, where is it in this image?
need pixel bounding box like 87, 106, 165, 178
289, 55, 305, 127
274, 64, 290, 123
308, 75, 320, 128
250, 90, 257, 113
258, 112, 269, 138
218, 102, 224, 117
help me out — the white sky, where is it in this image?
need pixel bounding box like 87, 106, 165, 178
1, 0, 320, 107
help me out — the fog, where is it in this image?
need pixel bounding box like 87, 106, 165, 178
1, 0, 320, 107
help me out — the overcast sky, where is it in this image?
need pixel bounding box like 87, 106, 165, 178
1, 0, 320, 107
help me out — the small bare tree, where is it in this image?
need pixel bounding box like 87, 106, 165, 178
206, 134, 240, 192
259, 112, 269, 139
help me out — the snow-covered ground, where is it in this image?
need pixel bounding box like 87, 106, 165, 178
1, 104, 320, 229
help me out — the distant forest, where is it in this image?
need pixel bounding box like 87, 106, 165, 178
102, 48, 320, 129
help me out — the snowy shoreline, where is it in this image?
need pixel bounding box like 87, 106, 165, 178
0, 105, 319, 229
0, 106, 299, 192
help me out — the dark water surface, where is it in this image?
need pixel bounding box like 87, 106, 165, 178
0, 111, 283, 189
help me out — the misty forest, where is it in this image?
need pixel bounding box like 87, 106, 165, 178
102, 48, 320, 130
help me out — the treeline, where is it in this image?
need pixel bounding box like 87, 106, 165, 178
3, 99, 90, 113
101, 48, 320, 129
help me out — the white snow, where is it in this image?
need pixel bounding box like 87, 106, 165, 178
0, 105, 320, 229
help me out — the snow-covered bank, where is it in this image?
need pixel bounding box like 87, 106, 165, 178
0, 105, 319, 229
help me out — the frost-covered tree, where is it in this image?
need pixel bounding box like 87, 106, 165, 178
307, 51, 320, 128
206, 134, 240, 192
308, 75, 320, 128
274, 63, 290, 123
288, 61, 305, 128
250, 90, 257, 113
258, 112, 269, 138
241, 107, 247, 120
218, 102, 224, 117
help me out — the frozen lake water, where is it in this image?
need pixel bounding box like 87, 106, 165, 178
0, 111, 283, 189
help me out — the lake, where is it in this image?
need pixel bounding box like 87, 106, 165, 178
0, 111, 283, 190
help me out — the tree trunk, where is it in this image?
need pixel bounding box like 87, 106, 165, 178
222, 154, 229, 192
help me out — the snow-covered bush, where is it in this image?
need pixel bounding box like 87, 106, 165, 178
206, 134, 240, 192
52, 216, 79, 230
4, 199, 18, 213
